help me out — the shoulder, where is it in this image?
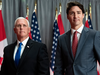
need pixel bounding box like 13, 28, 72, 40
58, 30, 70, 39
28, 39, 47, 49
3, 41, 16, 53
30, 39, 46, 46
84, 26, 97, 34
4, 41, 16, 48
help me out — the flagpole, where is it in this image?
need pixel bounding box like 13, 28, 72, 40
59, 3, 61, 14
30, 0, 41, 42
89, 3, 92, 20
26, 5, 29, 19
0, 0, 2, 10
55, 7, 58, 20
57, 3, 65, 35
34, 0, 37, 14
85, 9, 88, 21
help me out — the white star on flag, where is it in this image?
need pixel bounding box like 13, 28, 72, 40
30, 11, 41, 42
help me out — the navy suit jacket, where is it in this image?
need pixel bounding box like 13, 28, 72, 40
54, 26, 100, 75
1, 38, 50, 75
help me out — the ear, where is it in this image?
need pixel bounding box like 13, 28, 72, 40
14, 28, 16, 34
28, 27, 31, 33
82, 13, 84, 18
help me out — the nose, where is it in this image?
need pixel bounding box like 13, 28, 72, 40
74, 13, 77, 18
20, 25, 24, 29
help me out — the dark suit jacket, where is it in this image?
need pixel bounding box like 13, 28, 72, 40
54, 26, 100, 75
1, 38, 50, 75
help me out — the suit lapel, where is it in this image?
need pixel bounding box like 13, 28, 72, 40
18, 38, 33, 68
10, 41, 17, 69
65, 30, 74, 61
75, 27, 89, 60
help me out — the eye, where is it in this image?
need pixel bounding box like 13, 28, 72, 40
77, 11, 81, 14
23, 24, 27, 27
16, 24, 21, 27
70, 12, 74, 15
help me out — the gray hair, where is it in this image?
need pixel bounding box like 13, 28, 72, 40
14, 17, 30, 27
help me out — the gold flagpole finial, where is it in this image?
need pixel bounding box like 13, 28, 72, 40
0, 0, 2, 10
89, 2, 92, 20
35, 0, 37, 10
89, 3, 91, 14
26, 4, 29, 17
85, 9, 88, 20
34, 0, 37, 13
55, 7, 58, 20
59, 3, 61, 13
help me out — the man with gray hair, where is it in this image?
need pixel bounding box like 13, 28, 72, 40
1, 17, 50, 75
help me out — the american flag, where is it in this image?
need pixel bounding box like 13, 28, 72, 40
88, 14, 93, 29
31, 11, 41, 42
50, 19, 60, 75
85, 14, 93, 29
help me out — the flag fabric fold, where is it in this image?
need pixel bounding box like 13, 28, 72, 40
0, 10, 8, 70
85, 20, 89, 28
30, 11, 41, 42
85, 14, 93, 29
26, 15, 32, 39
57, 13, 65, 35
50, 19, 60, 75
50, 13, 65, 75
97, 61, 100, 75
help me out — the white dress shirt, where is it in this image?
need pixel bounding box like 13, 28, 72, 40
71, 24, 84, 46
13, 37, 29, 60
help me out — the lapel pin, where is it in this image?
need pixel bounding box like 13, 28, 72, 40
27, 46, 29, 48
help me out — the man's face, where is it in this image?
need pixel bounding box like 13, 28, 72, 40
14, 19, 30, 39
67, 6, 84, 29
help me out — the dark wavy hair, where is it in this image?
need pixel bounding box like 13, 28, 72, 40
66, 1, 85, 14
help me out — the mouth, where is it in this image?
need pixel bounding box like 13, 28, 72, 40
74, 19, 78, 22
20, 31, 24, 33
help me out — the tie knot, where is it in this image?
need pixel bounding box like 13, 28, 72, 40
19, 42, 22, 46
74, 31, 78, 34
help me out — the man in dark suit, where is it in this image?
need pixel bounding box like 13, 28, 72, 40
54, 1, 100, 75
1, 17, 50, 75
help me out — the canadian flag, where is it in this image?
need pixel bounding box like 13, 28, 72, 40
57, 13, 65, 35
0, 10, 8, 70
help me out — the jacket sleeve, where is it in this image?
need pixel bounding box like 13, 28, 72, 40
54, 37, 64, 75
94, 31, 100, 63
37, 44, 50, 75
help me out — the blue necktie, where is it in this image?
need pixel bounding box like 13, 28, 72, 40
15, 42, 22, 66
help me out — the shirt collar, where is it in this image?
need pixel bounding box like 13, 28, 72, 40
71, 24, 84, 34
17, 37, 29, 46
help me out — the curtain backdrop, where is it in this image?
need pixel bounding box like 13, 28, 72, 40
2, 0, 100, 58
